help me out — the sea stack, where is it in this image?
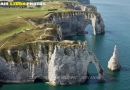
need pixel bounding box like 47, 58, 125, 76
108, 45, 121, 71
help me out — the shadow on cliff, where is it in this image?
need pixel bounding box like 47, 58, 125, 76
34, 77, 48, 83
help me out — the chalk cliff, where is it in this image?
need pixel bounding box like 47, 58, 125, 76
48, 11, 105, 38
48, 41, 105, 85
30, 11, 105, 39
0, 41, 105, 85
0, 11, 105, 86
0, 1, 105, 86
108, 46, 121, 71
64, 2, 96, 11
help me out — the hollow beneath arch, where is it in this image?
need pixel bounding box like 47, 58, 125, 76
34, 77, 44, 83
34, 77, 48, 83
85, 24, 93, 34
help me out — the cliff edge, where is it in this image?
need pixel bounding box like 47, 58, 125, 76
0, 1, 105, 85
0, 41, 105, 85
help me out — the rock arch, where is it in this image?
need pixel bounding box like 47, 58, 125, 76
85, 24, 93, 34
50, 11, 105, 37
87, 52, 105, 82
48, 43, 105, 85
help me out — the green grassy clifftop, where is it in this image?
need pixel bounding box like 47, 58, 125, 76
0, 1, 98, 63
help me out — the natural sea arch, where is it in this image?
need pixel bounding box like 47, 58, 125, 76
49, 11, 105, 38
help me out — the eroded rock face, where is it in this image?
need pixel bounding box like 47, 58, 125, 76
0, 0, 105, 86
50, 12, 105, 37
48, 44, 105, 85
108, 46, 121, 71
0, 47, 48, 83
64, 2, 96, 11
0, 41, 105, 85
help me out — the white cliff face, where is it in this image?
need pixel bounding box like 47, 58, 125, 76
48, 43, 90, 85
0, 1, 105, 86
0, 41, 105, 85
0, 44, 48, 83
48, 41, 105, 85
66, 3, 97, 11
51, 12, 105, 37
108, 46, 121, 71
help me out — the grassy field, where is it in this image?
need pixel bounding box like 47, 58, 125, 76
0, 1, 70, 23
0, 1, 71, 42
0, 1, 74, 49
0, 1, 95, 49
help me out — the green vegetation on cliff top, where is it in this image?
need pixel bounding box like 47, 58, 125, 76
0, 1, 96, 51
0, 2, 70, 37
0, 1, 71, 49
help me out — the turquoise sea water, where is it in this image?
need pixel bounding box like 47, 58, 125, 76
1, 0, 130, 90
